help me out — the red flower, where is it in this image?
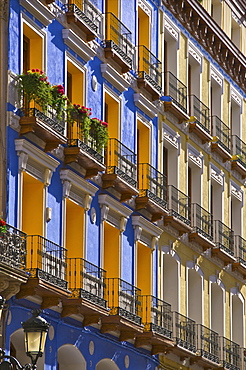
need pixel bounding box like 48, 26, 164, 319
101, 122, 108, 127
35, 68, 40, 72
31, 69, 36, 72
0, 219, 6, 227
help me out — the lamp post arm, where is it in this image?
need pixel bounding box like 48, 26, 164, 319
0, 349, 36, 370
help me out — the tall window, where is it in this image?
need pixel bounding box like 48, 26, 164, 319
211, 0, 222, 25
188, 267, 203, 323
66, 60, 84, 105
211, 281, 224, 336
23, 23, 43, 72
162, 253, 179, 311
231, 293, 244, 346
105, 92, 119, 139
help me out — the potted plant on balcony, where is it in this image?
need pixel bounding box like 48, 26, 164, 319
90, 118, 108, 151
67, 103, 92, 141
0, 218, 7, 234
51, 84, 67, 121
18, 69, 52, 112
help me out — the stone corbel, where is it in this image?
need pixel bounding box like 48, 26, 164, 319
134, 226, 142, 242
2, 281, 22, 300
17, 151, 28, 172
62, 180, 72, 198
84, 194, 92, 211
151, 236, 158, 251
44, 169, 53, 187
101, 204, 109, 222
120, 217, 127, 233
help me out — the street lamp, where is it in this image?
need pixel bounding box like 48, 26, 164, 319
0, 309, 49, 370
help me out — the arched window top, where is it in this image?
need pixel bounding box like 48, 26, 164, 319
96, 359, 120, 370
58, 344, 86, 369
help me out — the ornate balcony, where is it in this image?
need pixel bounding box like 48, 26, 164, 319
220, 337, 241, 370
102, 138, 138, 202
136, 163, 169, 221
196, 325, 220, 367
63, 0, 102, 42
104, 13, 134, 73
162, 71, 188, 122
189, 203, 215, 250
173, 312, 197, 356
211, 116, 231, 161
101, 278, 143, 340
64, 118, 106, 179
188, 95, 212, 143
212, 220, 235, 264
164, 185, 192, 235
137, 46, 162, 101
232, 235, 246, 278
231, 135, 246, 178
0, 224, 28, 299
19, 106, 66, 152
62, 258, 108, 325
135, 295, 174, 354
17, 235, 70, 308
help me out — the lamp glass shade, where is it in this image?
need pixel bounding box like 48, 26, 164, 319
24, 330, 47, 356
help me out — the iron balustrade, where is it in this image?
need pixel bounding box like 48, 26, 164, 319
0, 224, 26, 270
189, 95, 210, 134
231, 135, 246, 169
63, 0, 102, 34
211, 116, 231, 153
67, 257, 107, 308
140, 295, 172, 338
104, 13, 134, 67
106, 138, 137, 188
191, 203, 213, 242
67, 118, 104, 164
221, 337, 241, 370
234, 235, 246, 266
21, 106, 65, 136
173, 312, 197, 353
197, 324, 220, 364
26, 235, 67, 290
138, 163, 168, 209
105, 278, 142, 325
164, 71, 187, 113
137, 45, 162, 94
167, 185, 191, 226
214, 220, 234, 256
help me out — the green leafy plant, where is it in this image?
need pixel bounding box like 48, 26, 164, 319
0, 218, 7, 233
18, 69, 52, 112
51, 84, 67, 120
67, 103, 92, 141
90, 118, 109, 151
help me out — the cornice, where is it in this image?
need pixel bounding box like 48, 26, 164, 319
19, 0, 54, 26
162, 0, 246, 93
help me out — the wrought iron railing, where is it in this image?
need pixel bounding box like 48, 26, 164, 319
0, 224, 26, 270
173, 312, 197, 353
213, 220, 234, 256
197, 324, 220, 364
220, 337, 241, 370
63, 0, 102, 35
104, 13, 134, 67
67, 118, 105, 164
164, 71, 187, 112
106, 138, 137, 188
231, 135, 246, 169
137, 45, 162, 94
167, 185, 191, 226
211, 116, 231, 153
141, 295, 172, 338
105, 278, 142, 325
234, 235, 246, 266
26, 235, 67, 290
138, 163, 168, 209
189, 95, 210, 134
191, 203, 213, 242
21, 106, 65, 136
67, 257, 106, 308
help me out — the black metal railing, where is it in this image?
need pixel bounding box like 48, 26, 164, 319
67, 118, 105, 164
0, 224, 26, 270
104, 12, 134, 67
213, 220, 234, 256
138, 163, 168, 209
141, 295, 172, 338
211, 116, 231, 153
189, 95, 210, 134
105, 278, 142, 325
197, 325, 220, 364
231, 135, 246, 169
164, 71, 187, 112
167, 185, 191, 226
21, 106, 65, 136
137, 45, 162, 94
234, 235, 246, 266
63, 0, 102, 34
26, 235, 67, 290
67, 257, 107, 307
106, 138, 137, 188
221, 337, 241, 370
191, 203, 213, 242
173, 312, 197, 353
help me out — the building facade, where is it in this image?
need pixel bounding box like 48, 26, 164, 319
0, 0, 246, 369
